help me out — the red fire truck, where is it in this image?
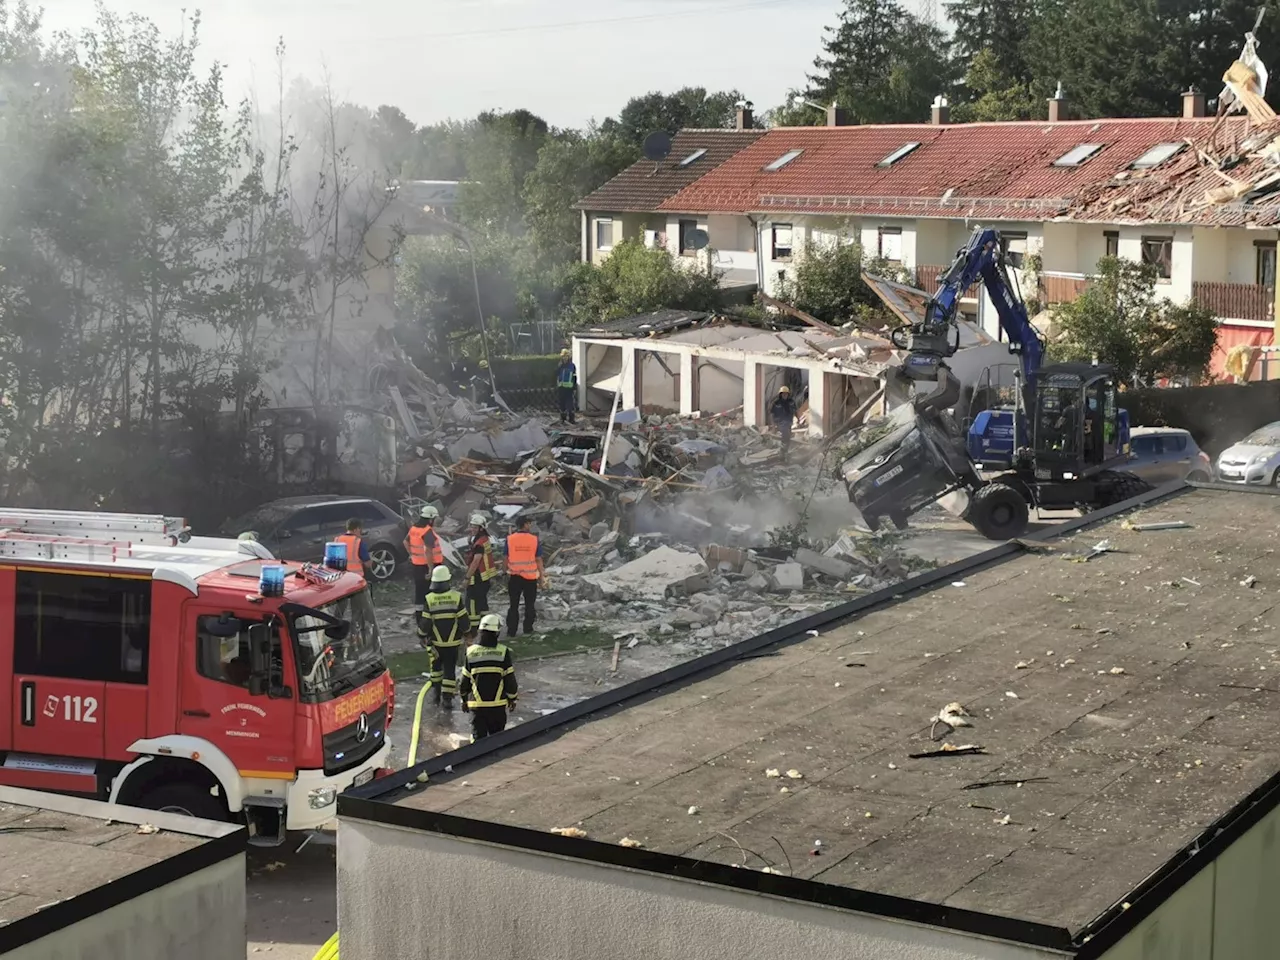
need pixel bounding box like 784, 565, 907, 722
0, 508, 393, 845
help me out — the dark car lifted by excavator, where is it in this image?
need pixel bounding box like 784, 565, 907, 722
841, 227, 1151, 541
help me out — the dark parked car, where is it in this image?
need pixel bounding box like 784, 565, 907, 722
221, 496, 408, 581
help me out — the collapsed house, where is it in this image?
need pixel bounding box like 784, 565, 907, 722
568, 308, 1009, 435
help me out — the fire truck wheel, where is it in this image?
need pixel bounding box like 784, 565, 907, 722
139, 783, 228, 822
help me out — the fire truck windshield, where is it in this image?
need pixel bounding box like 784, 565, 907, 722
289, 586, 387, 702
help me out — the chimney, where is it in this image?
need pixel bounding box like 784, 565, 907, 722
826, 102, 851, 127
1183, 87, 1206, 118
735, 101, 754, 130
1048, 81, 1067, 122
930, 94, 950, 125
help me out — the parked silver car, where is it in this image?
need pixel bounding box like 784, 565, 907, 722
1127, 427, 1212, 485
1216, 421, 1280, 485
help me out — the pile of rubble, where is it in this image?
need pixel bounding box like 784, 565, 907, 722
380, 364, 935, 645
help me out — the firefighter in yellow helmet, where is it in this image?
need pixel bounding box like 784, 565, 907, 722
464, 512, 497, 633
768, 383, 798, 463
459, 613, 518, 741
419, 565, 466, 708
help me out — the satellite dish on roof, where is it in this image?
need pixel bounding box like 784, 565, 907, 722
687, 228, 710, 251
642, 131, 673, 162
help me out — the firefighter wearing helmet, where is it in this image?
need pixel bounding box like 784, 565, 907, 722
464, 512, 497, 633
555, 349, 578, 424
459, 613, 518, 741
420, 565, 466, 708
404, 504, 443, 608
769, 383, 798, 463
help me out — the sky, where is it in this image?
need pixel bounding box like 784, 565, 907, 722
36, 0, 851, 128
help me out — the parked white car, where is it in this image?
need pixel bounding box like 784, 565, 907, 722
1216, 421, 1280, 485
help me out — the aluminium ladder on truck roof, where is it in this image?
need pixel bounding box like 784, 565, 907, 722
0, 509, 190, 547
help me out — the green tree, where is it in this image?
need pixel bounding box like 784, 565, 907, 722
946, 0, 1035, 84
561, 240, 722, 327
1050, 257, 1219, 385
523, 128, 637, 267
459, 109, 550, 233
1023, 0, 1278, 120
604, 87, 745, 146
775, 238, 906, 325
951, 49, 1042, 122
806, 0, 956, 124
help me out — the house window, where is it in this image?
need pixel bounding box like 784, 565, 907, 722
877, 227, 903, 263
1141, 235, 1173, 279
678, 219, 699, 256
14, 570, 151, 684
1052, 144, 1103, 167
1256, 241, 1276, 288
595, 218, 613, 252
771, 223, 793, 261
763, 149, 803, 172
1104, 230, 1119, 259
1003, 231, 1028, 269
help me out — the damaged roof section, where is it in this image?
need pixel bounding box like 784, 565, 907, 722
576, 311, 897, 377
661, 118, 1229, 221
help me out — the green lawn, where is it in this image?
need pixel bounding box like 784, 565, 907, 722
385, 625, 618, 679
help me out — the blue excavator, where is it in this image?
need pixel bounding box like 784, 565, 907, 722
841, 227, 1150, 540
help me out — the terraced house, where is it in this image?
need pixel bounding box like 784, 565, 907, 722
577, 91, 1280, 381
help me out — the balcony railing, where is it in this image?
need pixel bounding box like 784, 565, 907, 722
1042, 273, 1090, 304
1192, 281, 1274, 323
915, 265, 979, 297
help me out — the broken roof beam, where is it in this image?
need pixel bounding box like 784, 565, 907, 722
757, 292, 842, 336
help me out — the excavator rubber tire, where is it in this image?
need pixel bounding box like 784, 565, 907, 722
1095, 470, 1153, 508
967, 482, 1030, 541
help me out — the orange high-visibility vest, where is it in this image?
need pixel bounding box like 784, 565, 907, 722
408, 525, 443, 566
334, 533, 363, 573
506, 531, 540, 579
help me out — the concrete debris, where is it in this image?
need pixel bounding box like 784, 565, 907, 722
618, 837, 644, 848
550, 827, 588, 838
364, 354, 942, 652
770, 562, 805, 591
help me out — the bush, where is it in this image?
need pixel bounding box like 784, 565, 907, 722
1049, 257, 1218, 386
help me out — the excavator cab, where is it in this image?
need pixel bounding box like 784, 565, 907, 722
1029, 364, 1127, 479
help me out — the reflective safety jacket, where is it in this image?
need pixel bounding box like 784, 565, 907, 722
460, 641, 517, 708
407, 524, 443, 567
555, 361, 577, 389
505, 531, 540, 579
469, 533, 497, 582
333, 533, 364, 574
424, 589, 466, 647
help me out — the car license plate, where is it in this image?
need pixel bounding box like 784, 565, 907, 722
874, 464, 904, 487
353, 768, 374, 788
1034, 467, 1051, 480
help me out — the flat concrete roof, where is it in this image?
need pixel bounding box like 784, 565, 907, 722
0, 787, 244, 949
352, 485, 1280, 952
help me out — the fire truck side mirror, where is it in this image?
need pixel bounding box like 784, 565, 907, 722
247, 622, 272, 696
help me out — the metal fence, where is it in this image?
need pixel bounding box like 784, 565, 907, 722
506, 321, 562, 356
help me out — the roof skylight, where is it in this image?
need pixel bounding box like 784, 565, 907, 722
1052, 143, 1103, 167
1130, 142, 1184, 169
678, 148, 708, 167
763, 149, 803, 171
877, 142, 921, 167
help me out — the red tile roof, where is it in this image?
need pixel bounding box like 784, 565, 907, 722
575, 129, 763, 213
659, 118, 1262, 223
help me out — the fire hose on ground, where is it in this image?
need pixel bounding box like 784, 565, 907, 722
311, 674, 436, 960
